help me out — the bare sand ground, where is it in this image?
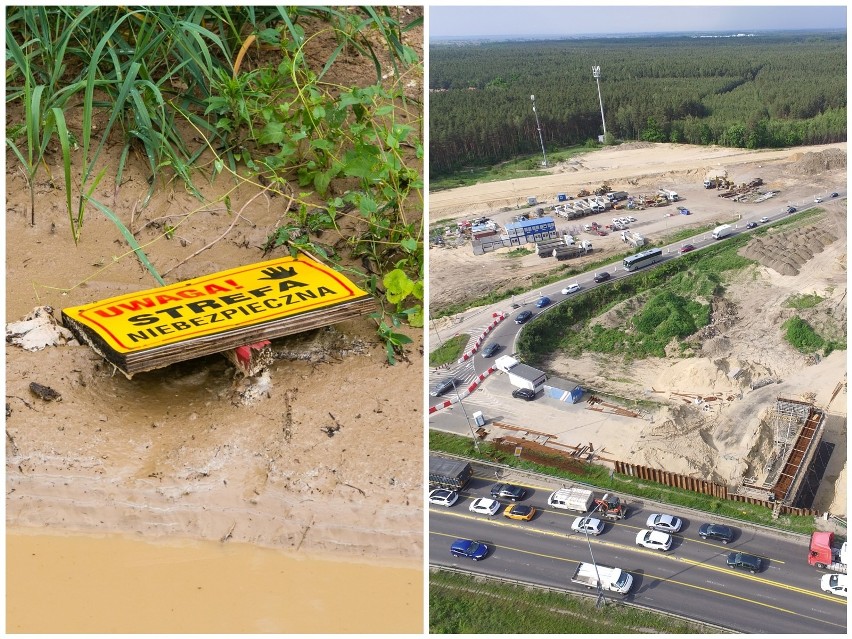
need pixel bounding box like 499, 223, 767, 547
430, 142, 846, 517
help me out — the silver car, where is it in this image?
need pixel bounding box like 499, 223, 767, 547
571, 516, 604, 536
646, 513, 683, 533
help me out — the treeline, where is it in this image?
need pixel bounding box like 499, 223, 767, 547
430, 34, 846, 176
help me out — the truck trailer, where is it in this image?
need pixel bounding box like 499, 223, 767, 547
809, 532, 848, 573
571, 562, 633, 594
712, 224, 733, 240
428, 456, 472, 490
507, 363, 547, 392
547, 487, 594, 512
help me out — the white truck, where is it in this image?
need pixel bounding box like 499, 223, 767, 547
547, 487, 594, 512
606, 191, 629, 203
507, 363, 547, 393
712, 224, 733, 240
571, 562, 633, 594
658, 188, 679, 202
621, 230, 645, 248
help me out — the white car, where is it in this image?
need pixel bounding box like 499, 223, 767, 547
636, 529, 673, 551
646, 513, 683, 533
561, 283, 581, 295
814, 196, 823, 203
428, 488, 459, 507
627, 216, 637, 222
821, 573, 848, 598
759, 216, 769, 223
469, 497, 500, 516
571, 516, 604, 536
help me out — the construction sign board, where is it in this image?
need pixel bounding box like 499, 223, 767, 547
62, 256, 375, 377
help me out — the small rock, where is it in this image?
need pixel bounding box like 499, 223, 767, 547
29, 382, 61, 402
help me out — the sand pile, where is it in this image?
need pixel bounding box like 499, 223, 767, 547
739, 224, 837, 276
786, 147, 847, 176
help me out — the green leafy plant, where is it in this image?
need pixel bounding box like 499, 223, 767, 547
6, 6, 423, 364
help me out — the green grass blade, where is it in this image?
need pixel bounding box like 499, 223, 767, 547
49, 107, 76, 243
85, 196, 165, 286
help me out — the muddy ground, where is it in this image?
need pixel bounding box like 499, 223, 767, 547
6, 12, 424, 567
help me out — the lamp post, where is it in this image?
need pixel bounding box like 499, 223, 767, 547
531, 94, 548, 167
581, 500, 607, 608
592, 66, 607, 140
453, 385, 481, 453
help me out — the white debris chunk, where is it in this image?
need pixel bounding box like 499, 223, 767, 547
6, 306, 77, 351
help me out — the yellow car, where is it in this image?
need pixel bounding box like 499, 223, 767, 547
503, 504, 536, 521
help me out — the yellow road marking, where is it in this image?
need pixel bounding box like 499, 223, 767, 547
461, 480, 788, 564
429, 512, 832, 602
431, 530, 846, 630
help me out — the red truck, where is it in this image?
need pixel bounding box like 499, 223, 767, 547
808, 532, 847, 573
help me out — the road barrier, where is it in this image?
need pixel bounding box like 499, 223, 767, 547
457, 312, 507, 363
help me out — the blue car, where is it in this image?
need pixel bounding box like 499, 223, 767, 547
536, 296, 551, 308
450, 539, 489, 560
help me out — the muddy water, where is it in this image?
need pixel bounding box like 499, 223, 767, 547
7, 530, 423, 633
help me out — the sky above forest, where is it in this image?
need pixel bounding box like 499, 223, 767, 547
430, 4, 847, 39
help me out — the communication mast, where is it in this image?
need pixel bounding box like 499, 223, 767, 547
531, 94, 548, 167
592, 66, 607, 140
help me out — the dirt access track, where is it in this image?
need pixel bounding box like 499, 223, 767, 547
430, 142, 846, 517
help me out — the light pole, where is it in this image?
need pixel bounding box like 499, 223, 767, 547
531, 94, 548, 167
453, 385, 480, 453
592, 66, 607, 141
581, 501, 607, 608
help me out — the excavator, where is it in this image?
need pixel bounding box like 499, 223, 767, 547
594, 493, 629, 520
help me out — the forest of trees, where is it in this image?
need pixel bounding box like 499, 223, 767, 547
430, 33, 846, 177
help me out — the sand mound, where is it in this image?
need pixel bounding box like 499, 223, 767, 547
786, 147, 847, 175
739, 224, 838, 276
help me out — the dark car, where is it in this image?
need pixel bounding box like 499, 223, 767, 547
490, 483, 527, 501
482, 343, 500, 358
450, 539, 488, 560
698, 523, 735, 544
679, 244, 695, 253
515, 310, 533, 324
512, 388, 536, 401
831, 192, 839, 198
429, 377, 458, 397
727, 551, 762, 573
786, 206, 797, 214
745, 221, 758, 229
536, 296, 551, 308
593, 272, 611, 283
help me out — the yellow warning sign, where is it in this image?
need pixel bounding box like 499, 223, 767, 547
62, 257, 369, 353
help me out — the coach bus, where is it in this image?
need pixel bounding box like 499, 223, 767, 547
622, 248, 664, 272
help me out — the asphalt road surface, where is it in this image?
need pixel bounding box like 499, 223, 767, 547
429, 468, 847, 634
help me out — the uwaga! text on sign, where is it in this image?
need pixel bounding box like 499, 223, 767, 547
62, 256, 375, 377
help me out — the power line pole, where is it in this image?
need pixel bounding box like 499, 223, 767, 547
531, 94, 548, 167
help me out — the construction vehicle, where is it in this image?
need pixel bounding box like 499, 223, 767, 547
712, 224, 733, 240
547, 487, 594, 512
593, 493, 629, 520
658, 188, 679, 202
428, 456, 472, 490
571, 562, 633, 594
606, 190, 629, 202
809, 532, 848, 573
620, 230, 645, 248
